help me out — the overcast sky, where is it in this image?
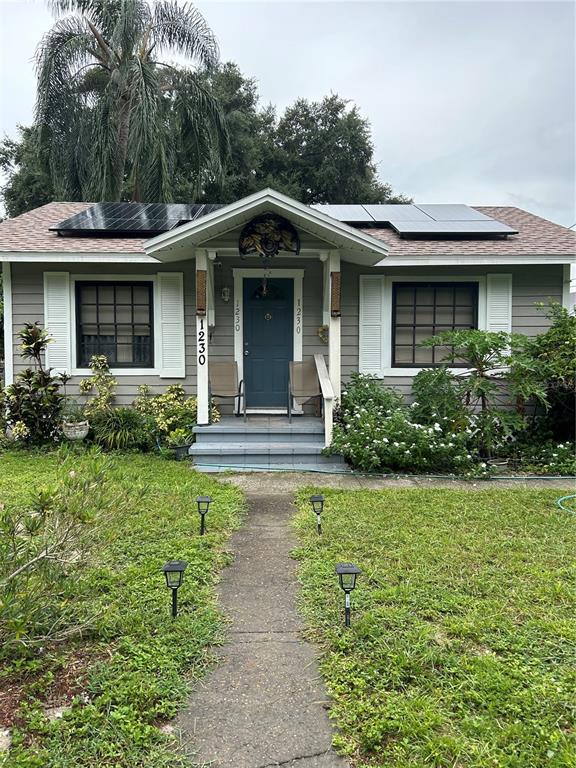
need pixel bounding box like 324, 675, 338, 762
0, 0, 574, 226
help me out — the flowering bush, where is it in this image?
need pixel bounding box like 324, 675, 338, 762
513, 441, 576, 476
133, 384, 219, 445
330, 375, 480, 475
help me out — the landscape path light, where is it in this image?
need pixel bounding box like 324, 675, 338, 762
163, 560, 188, 618
335, 563, 361, 627
309, 495, 325, 534
197, 496, 213, 535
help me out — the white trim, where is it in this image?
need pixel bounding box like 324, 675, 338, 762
2, 262, 13, 385
232, 267, 304, 406
359, 274, 488, 378
328, 251, 341, 398
70, 273, 161, 376
145, 188, 389, 261
196, 251, 210, 424
0, 253, 159, 263
562, 264, 572, 310
376, 255, 576, 267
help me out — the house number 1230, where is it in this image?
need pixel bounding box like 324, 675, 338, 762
198, 318, 206, 366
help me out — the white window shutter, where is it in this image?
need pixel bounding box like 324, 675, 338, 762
158, 272, 185, 378
486, 274, 513, 333
43, 272, 71, 373
359, 277, 384, 376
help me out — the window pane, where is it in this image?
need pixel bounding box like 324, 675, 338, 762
415, 307, 434, 324
396, 307, 414, 324
414, 346, 434, 364
395, 346, 413, 364
391, 282, 478, 369
395, 287, 414, 305
76, 282, 153, 367
416, 287, 434, 306
395, 327, 413, 345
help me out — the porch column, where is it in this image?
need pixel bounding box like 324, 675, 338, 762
327, 251, 341, 398
196, 249, 210, 425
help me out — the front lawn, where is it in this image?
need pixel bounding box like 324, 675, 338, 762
294, 488, 576, 767
0, 450, 244, 767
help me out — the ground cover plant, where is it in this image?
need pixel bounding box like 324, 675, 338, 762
293, 487, 576, 767
0, 450, 244, 767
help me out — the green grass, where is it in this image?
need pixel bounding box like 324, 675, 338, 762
293, 488, 576, 768
0, 450, 244, 767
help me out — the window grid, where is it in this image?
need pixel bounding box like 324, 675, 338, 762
76, 281, 154, 368
392, 282, 478, 367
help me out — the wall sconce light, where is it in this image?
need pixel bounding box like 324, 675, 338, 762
221, 287, 231, 303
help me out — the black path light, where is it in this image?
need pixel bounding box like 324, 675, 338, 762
309, 495, 325, 535
163, 560, 188, 618
197, 496, 213, 535
335, 563, 361, 627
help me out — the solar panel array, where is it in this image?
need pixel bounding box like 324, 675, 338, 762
312, 203, 518, 236
52, 201, 518, 239
51, 202, 224, 236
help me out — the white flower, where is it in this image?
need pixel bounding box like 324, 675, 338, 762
433, 423, 442, 432
393, 441, 400, 447
383, 437, 389, 443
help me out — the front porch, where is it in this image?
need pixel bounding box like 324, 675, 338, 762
190, 414, 347, 473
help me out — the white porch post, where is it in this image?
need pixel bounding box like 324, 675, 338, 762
196, 249, 210, 425
328, 250, 341, 399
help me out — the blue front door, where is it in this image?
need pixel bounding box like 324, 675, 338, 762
243, 277, 293, 408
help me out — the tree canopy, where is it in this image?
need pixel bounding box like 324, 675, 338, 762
1, 58, 409, 215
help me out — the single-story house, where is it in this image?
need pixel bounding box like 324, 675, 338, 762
1, 188, 574, 470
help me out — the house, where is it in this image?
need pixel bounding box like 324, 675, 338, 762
1, 188, 574, 470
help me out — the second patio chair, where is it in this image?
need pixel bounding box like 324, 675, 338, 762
288, 359, 322, 422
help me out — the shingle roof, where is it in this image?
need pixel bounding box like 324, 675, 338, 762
359, 207, 576, 257
0, 202, 147, 253
0, 201, 574, 258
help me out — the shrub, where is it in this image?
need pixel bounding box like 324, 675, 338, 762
513, 440, 576, 476
79, 355, 117, 417
133, 384, 219, 444
2, 323, 65, 445
90, 407, 155, 451
410, 368, 465, 424
0, 453, 130, 654
331, 375, 479, 475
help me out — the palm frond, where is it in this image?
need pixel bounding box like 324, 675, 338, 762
152, 1, 219, 68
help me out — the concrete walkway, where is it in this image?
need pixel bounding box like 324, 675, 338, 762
178, 493, 348, 768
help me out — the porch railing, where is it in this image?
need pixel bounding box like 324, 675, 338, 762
313, 353, 335, 447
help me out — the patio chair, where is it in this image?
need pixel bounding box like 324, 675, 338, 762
209, 361, 246, 422
288, 359, 322, 422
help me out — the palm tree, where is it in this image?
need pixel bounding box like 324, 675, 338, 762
35, 0, 228, 202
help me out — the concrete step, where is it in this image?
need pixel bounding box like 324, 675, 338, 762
190, 441, 347, 472
194, 422, 324, 444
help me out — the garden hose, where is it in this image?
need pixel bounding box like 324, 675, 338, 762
192, 461, 576, 481
556, 494, 576, 513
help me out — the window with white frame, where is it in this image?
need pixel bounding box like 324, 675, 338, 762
392, 282, 478, 367
75, 281, 154, 368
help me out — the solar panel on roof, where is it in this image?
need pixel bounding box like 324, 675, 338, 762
391, 220, 518, 236
414, 204, 491, 221
312, 204, 374, 223
363, 204, 433, 222
51, 202, 224, 236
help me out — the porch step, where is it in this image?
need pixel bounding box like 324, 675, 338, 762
191, 416, 346, 473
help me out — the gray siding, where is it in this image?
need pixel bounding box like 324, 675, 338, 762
341, 263, 564, 398
8, 259, 564, 407
11, 262, 197, 406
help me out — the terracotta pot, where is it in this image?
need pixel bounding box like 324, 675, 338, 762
62, 421, 90, 441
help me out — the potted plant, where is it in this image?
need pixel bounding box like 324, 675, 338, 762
62, 400, 90, 441
167, 427, 193, 460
